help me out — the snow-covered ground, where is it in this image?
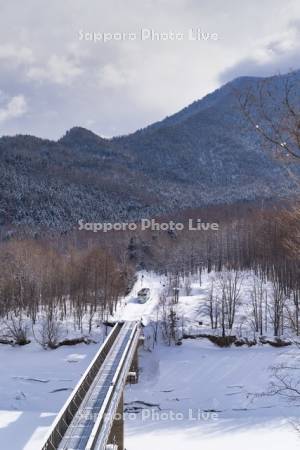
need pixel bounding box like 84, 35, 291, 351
0, 340, 103, 449
125, 339, 300, 450
1, 271, 300, 449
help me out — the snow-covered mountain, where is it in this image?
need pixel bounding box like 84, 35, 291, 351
1, 72, 300, 229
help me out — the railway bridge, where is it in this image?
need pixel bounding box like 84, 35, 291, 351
41, 321, 141, 450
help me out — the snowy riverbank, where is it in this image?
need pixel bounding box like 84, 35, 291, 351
1, 271, 300, 449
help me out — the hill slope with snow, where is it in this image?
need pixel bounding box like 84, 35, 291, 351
1, 72, 300, 228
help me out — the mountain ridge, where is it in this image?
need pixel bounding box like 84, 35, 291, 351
0, 72, 300, 229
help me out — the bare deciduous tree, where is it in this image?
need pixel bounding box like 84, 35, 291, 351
217, 270, 243, 336
238, 71, 300, 160
250, 275, 266, 335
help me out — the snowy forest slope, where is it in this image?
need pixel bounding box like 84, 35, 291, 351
1, 72, 300, 228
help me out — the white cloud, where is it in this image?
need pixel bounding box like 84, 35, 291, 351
220, 21, 300, 82
98, 64, 135, 88
0, 95, 28, 123
1, 0, 300, 138
0, 44, 34, 66
27, 55, 83, 85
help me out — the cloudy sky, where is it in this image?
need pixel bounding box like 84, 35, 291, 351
1, 0, 300, 139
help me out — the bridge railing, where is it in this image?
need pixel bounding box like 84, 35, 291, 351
41, 323, 122, 450
85, 322, 140, 450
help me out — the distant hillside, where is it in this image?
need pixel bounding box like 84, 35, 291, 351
0, 72, 300, 230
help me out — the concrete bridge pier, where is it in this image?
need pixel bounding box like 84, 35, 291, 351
107, 334, 144, 449
107, 393, 124, 450
127, 335, 144, 384
129, 347, 139, 383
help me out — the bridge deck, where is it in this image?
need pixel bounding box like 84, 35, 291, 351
57, 322, 136, 450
